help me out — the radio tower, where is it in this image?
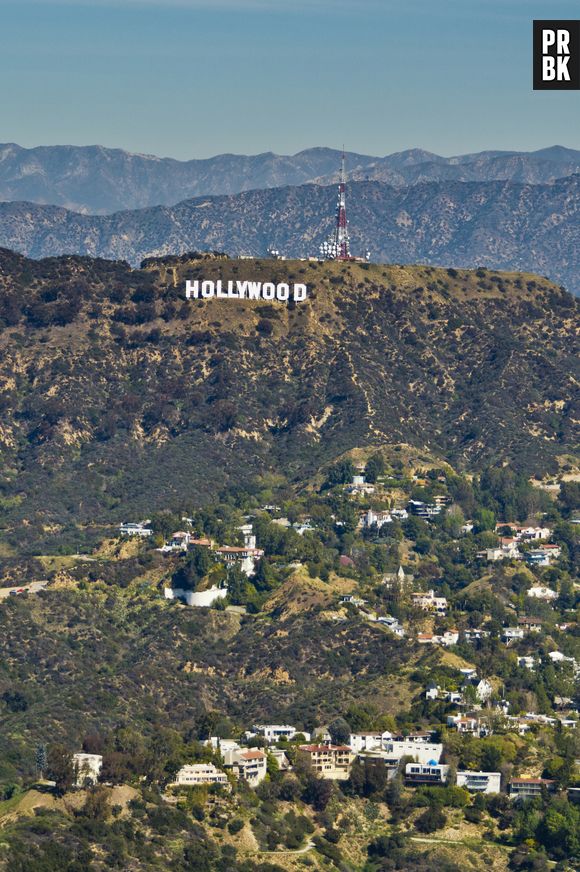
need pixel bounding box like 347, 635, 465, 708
320, 150, 353, 260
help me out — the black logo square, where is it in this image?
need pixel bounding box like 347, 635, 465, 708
533, 20, 580, 89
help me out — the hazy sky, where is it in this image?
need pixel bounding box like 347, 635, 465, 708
1, 0, 579, 159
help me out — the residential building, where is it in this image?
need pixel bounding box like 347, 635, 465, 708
269, 749, 291, 770
518, 656, 538, 670
411, 590, 448, 613
119, 521, 152, 537
349, 731, 392, 754
526, 586, 558, 600
297, 744, 355, 780
171, 763, 228, 787
347, 476, 376, 495
476, 679, 493, 702
382, 740, 443, 764
525, 551, 552, 567
417, 629, 458, 647
375, 615, 405, 637
224, 749, 267, 786
447, 715, 480, 735
251, 724, 309, 744
363, 509, 392, 529
464, 628, 490, 643
405, 762, 449, 785
408, 500, 441, 520
502, 627, 525, 644
425, 682, 439, 701
73, 753, 103, 787
509, 778, 556, 799
457, 770, 501, 794
518, 617, 543, 633
215, 545, 265, 576
206, 738, 240, 754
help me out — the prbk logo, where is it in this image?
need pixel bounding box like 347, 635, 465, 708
533, 20, 580, 89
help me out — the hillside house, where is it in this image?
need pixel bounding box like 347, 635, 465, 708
411, 590, 448, 613
119, 521, 152, 537
475, 679, 493, 702
518, 616, 543, 633
363, 509, 393, 529
464, 628, 490, 643
457, 770, 501, 794
382, 740, 443, 764
417, 629, 458, 647
518, 656, 538, 670
408, 500, 441, 520
73, 753, 103, 787
509, 778, 556, 799
405, 762, 449, 785
526, 585, 558, 600
220, 748, 267, 786
447, 715, 482, 736
250, 724, 310, 744
171, 763, 228, 787
502, 627, 525, 644
297, 744, 354, 780
214, 545, 264, 576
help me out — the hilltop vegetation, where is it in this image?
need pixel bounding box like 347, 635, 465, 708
0, 250, 577, 554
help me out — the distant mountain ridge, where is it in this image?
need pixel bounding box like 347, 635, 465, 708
2, 175, 580, 292
1, 142, 580, 214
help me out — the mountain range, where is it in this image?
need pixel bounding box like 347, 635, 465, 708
1, 142, 580, 214
1, 175, 580, 292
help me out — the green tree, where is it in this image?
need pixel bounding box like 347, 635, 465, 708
47, 744, 75, 796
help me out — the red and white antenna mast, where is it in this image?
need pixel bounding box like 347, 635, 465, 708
320, 149, 355, 261
334, 150, 351, 259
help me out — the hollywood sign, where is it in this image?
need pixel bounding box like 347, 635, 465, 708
185, 279, 308, 302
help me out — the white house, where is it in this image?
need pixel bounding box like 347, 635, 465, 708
425, 682, 439, 701
382, 740, 443, 764
171, 763, 228, 787
457, 770, 501, 794
417, 629, 458, 647
119, 521, 152, 537
476, 679, 493, 702
526, 586, 558, 601
363, 509, 393, 529
405, 762, 449, 785
251, 724, 310, 744
411, 590, 448, 613
215, 545, 264, 576
73, 753, 103, 787
349, 731, 392, 754
518, 656, 538, 670
502, 627, 525, 644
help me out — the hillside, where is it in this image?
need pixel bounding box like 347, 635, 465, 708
2, 175, 580, 292
2, 142, 580, 214
0, 250, 577, 552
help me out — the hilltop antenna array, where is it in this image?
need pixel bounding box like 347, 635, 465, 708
320, 150, 352, 261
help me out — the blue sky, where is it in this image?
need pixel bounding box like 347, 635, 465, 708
1, 0, 579, 159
